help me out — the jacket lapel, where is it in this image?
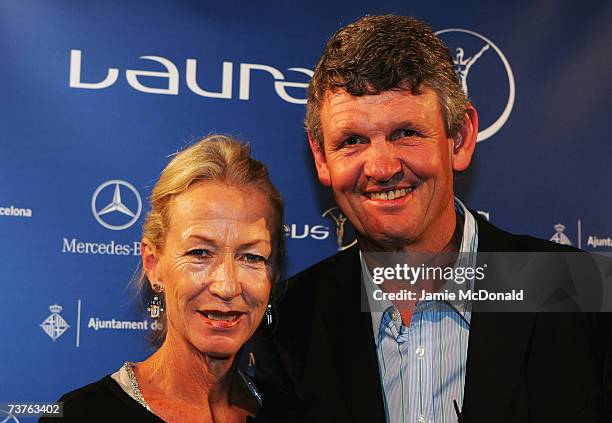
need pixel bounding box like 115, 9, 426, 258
461, 312, 535, 422
321, 246, 387, 422
461, 214, 535, 422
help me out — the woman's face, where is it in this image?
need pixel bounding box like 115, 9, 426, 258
147, 182, 275, 359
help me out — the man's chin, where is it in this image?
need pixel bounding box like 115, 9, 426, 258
360, 230, 415, 251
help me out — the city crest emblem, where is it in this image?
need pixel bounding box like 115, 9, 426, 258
0, 409, 19, 423
550, 223, 572, 246
40, 304, 70, 341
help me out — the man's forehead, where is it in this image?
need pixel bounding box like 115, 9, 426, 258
320, 87, 442, 125
321, 86, 436, 107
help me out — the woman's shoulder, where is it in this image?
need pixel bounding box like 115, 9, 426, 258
59, 374, 116, 403
39, 374, 163, 422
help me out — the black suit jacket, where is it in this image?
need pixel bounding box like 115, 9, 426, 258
253, 214, 607, 422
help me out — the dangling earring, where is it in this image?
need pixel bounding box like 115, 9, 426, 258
148, 283, 164, 319
265, 302, 273, 326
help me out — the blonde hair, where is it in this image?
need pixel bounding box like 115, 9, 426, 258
139, 134, 284, 347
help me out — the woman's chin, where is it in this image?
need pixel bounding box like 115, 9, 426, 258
195, 338, 242, 360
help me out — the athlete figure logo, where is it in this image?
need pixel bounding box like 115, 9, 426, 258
322, 207, 357, 251
436, 28, 515, 142
453, 44, 490, 96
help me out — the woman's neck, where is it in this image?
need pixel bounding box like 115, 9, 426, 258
136, 331, 235, 406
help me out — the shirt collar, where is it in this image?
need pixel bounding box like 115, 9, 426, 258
455, 197, 478, 255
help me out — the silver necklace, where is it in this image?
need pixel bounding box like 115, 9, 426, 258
124, 362, 151, 411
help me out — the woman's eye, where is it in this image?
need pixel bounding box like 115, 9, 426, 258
186, 249, 211, 258
242, 254, 266, 264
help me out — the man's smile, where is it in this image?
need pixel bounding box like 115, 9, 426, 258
362, 186, 416, 201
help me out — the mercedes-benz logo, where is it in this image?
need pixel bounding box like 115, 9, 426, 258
91, 179, 142, 230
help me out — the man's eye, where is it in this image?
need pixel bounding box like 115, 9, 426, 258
342, 136, 364, 146
242, 254, 266, 264
392, 129, 418, 140
186, 249, 211, 258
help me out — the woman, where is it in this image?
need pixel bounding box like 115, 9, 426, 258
42, 135, 284, 422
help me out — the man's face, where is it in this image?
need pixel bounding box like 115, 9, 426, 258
310, 88, 475, 251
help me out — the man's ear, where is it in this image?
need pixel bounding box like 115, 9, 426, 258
307, 130, 331, 186
451, 105, 478, 172
141, 239, 160, 286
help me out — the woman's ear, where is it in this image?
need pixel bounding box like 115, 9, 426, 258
141, 239, 160, 286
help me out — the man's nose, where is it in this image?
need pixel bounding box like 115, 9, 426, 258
208, 256, 242, 300
363, 140, 402, 182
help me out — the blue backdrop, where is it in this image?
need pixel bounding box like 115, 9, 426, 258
1, 1, 611, 419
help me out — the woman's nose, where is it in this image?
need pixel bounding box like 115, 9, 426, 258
208, 256, 242, 300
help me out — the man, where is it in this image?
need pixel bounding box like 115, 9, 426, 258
254, 15, 606, 423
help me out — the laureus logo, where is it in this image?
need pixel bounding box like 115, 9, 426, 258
69, 50, 312, 104
91, 180, 142, 231
321, 207, 357, 251
436, 28, 516, 143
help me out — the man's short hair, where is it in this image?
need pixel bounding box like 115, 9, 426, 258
306, 14, 468, 149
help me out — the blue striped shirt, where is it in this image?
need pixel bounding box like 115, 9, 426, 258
361, 198, 479, 423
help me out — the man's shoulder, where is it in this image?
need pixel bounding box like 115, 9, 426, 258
473, 211, 583, 253
275, 245, 359, 316
286, 245, 359, 289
